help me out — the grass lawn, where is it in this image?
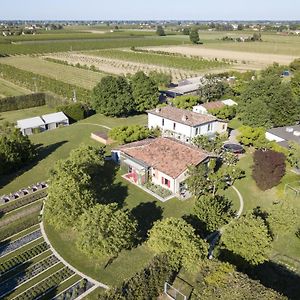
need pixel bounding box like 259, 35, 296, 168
44, 161, 195, 286
0, 113, 147, 195
234, 151, 300, 261
0, 105, 55, 125
1, 56, 106, 90
0, 78, 30, 98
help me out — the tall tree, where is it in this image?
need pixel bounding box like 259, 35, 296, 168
45, 145, 105, 229
252, 149, 286, 191
92, 75, 134, 117
194, 194, 235, 233
76, 203, 137, 258
0, 123, 36, 175
198, 78, 229, 102
156, 26, 166, 36
130, 71, 159, 112
148, 217, 208, 271
291, 71, 300, 99
221, 213, 272, 266
189, 28, 200, 44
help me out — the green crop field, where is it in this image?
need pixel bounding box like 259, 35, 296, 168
197, 30, 300, 56
0, 36, 187, 55
88, 49, 229, 71
0, 78, 30, 98
0, 57, 105, 89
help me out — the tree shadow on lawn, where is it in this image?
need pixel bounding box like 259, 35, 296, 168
0, 141, 67, 191
92, 161, 128, 207
219, 249, 300, 299
131, 201, 163, 244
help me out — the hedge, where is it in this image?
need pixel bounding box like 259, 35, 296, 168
0, 189, 47, 215
56, 102, 87, 122
99, 255, 175, 299
0, 212, 40, 241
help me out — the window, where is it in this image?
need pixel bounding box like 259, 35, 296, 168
222, 124, 226, 130
208, 123, 212, 131
173, 122, 176, 130
195, 128, 199, 135
162, 118, 164, 126
162, 177, 170, 188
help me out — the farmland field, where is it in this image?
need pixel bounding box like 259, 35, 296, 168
0, 78, 30, 98
0, 56, 105, 89
46, 51, 229, 82
0, 36, 188, 55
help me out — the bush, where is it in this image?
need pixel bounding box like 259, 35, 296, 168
100, 255, 175, 299
108, 125, 153, 144
57, 103, 87, 122
171, 95, 199, 110
0, 93, 46, 112
252, 149, 286, 190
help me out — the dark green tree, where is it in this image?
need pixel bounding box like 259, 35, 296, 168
156, 26, 166, 36
189, 28, 200, 44
0, 123, 36, 175
148, 71, 172, 88
148, 217, 208, 271
130, 71, 159, 112
76, 203, 137, 258
291, 71, 300, 99
183, 27, 190, 35
198, 78, 229, 102
194, 194, 235, 233
92, 75, 134, 117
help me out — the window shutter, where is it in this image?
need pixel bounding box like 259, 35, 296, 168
168, 180, 170, 188
162, 177, 164, 184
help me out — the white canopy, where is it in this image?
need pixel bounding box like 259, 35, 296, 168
42, 111, 68, 124
17, 117, 45, 130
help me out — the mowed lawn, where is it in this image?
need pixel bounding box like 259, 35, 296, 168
0, 105, 55, 124
0, 112, 147, 195
234, 152, 300, 261
0, 78, 31, 98
44, 163, 195, 286
0, 56, 106, 89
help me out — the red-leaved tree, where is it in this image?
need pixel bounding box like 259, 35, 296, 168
252, 150, 286, 191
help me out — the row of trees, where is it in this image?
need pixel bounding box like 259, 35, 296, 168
92, 71, 159, 117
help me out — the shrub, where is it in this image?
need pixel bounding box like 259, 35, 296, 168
108, 125, 153, 144
57, 102, 87, 122
170, 95, 199, 110
100, 255, 175, 299
0, 93, 46, 112
252, 149, 286, 190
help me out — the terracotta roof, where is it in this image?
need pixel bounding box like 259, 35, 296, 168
147, 106, 216, 127
118, 137, 210, 178
201, 101, 225, 111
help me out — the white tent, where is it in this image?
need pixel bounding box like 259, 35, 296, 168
42, 112, 69, 130
17, 117, 46, 136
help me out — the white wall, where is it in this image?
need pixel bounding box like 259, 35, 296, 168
148, 113, 192, 138
151, 168, 176, 193
193, 105, 208, 114
265, 132, 285, 142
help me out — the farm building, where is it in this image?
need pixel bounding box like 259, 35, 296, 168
266, 125, 300, 148
41, 112, 69, 130
17, 111, 69, 135
112, 137, 212, 197
193, 99, 237, 115
166, 83, 201, 98
147, 106, 228, 144
17, 116, 46, 136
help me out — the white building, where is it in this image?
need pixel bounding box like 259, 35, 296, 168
17, 111, 69, 135
147, 106, 228, 144
17, 117, 46, 136
112, 137, 212, 197
42, 112, 69, 130
193, 99, 237, 115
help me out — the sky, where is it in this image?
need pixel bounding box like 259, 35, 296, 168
0, 0, 299, 21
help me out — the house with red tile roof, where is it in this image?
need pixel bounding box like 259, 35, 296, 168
112, 137, 213, 198
147, 106, 228, 144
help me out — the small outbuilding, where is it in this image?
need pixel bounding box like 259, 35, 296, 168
17, 117, 46, 136
41, 112, 69, 130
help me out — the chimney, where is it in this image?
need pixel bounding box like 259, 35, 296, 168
182, 114, 188, 122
